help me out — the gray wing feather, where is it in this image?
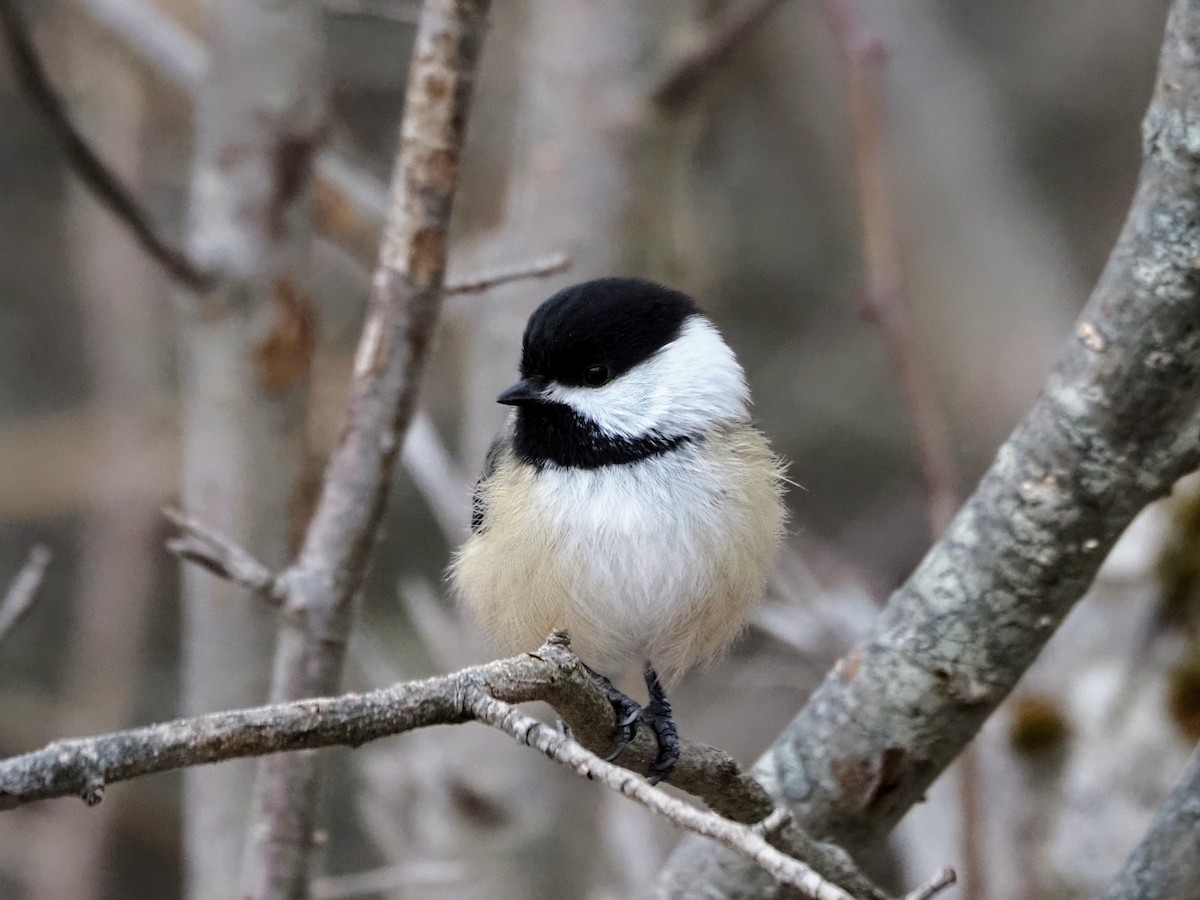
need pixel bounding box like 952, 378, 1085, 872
471, 427, 511, 534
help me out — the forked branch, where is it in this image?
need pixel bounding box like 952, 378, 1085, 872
0, 0, 212, 289
0, 633, 953, 900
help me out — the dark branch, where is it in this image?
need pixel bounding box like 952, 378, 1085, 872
0, 0, 213, 290
821, 0, 960, 535
659, 1, 1200, 893
163, 508, 284, 605
1099, 744, 1200, 900
444, 252, 570, 295
651, 0, 787, 111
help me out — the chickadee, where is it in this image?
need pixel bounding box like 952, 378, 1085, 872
451, 277, 786, 782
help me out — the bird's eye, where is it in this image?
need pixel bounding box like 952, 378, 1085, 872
583, 364, 611, 387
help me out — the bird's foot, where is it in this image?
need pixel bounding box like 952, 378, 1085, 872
582, 662, 681, 784
641, 665, 679, 785
581, 663, 643, 761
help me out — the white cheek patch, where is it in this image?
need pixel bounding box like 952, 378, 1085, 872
543, 315, 749, 440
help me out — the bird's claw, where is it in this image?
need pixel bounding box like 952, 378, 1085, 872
641, 664, 679, 785
603, 693, 642, 761
641, 701, 680, 785
581, 662, 644, 761
584, 662, 681, 784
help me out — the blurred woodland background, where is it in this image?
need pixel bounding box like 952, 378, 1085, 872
0, 1, 1196, 898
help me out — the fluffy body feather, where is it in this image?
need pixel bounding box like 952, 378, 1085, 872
451, 302, 786, 685
452, 423, 784, 684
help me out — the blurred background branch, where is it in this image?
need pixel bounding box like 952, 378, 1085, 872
0, 0, 210, 289
0, 546, 50, 643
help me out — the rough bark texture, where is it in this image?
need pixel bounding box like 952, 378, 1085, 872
1100, 745, 1200, 900
0, 635, 921, 900
177, 2, 326, 898
240, 2, 492, 896
658, 2, 1200, 895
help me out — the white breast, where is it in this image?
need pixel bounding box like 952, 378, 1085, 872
452, 425, 786, 684
523, 441, 744, 671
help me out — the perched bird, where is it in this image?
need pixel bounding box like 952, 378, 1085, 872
451, 277, 786, 782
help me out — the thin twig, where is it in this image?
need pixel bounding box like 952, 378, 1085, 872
400, 413, 474, 539
0, 0, 212, 290
0, 546, 51, 642
163, 509, 284, 606
468, 688, 860, 900
443, 252, 570, 295
62, 0, 390, 275
820, 2, 983, 896
652, 0, 788, 111
821, 0, 960, 535
904, 869, 958, 900
0, 634, 953, 900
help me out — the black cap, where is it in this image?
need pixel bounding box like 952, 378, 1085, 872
519, 278, 698, 388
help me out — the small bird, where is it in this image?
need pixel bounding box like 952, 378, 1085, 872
451, 277, 786, 782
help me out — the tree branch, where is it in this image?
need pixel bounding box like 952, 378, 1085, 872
0, 545, 51, 643
1099, 744, 1200, 900
241, 1, 494, 894
0, 634, 953, 900
821, 0, 961, 536
163, 509, 284, 606
658, 1, 1200, 893
0, 0, 212, 290
443, 252, 570, 295
651, 0, 787, 111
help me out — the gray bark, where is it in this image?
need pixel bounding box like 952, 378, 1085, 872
0, 634, 905, 900
1100, 744, 1200, 900
657, 1, 1200, 895
177, 2, 326, 898
239, 2, 492, 896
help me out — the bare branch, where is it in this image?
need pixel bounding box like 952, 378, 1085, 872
904, 869, 958, 900
0, 546, 51, 643
400, 414, 473, 540
821, 0, 960, 535
64, 0, 392, 271
467, 689, 861, 900
0, 0, 212, 290
659, 1, 1200, 893
163, 509, 284, 606
819, 2, 983, 894
651, 0, 787, 111
0, 634, 951, 900
443, 252, 570, 295
1099, 744, 1200, 900
242, 1, 494, 893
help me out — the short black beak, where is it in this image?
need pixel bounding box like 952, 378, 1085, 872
497, 378, 544, 406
